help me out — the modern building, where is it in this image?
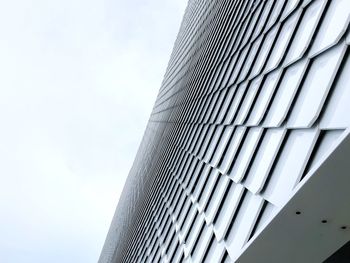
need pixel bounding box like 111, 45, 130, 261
99, 0, 350, 262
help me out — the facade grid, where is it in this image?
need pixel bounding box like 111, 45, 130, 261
100, 0, 350, 262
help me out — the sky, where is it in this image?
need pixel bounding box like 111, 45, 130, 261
0, 0, 187, 262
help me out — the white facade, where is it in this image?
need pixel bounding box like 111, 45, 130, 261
100, 0, 350, 262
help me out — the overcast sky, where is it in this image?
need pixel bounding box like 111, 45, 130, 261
0, 0, 186, 262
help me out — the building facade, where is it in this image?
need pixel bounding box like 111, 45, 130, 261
100, 0, 350, 262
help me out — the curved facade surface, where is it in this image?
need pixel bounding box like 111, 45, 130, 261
100, 0, 350, 262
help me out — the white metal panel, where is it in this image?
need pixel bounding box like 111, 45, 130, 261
211, 126, 234, 167
263, 58, 308, 127
203, 125, 224, 163
229, 47, 249, 84
226, 192, 264, 261
178, 199, 191, 232
249, 202, 278, 240
213, 183, 245, 241
184, 213, 205, 258
265, 0, 285, 31
192, 165, 211, 202
174, 193, 187, 220
198, 169, 219, 213
250, 25, 279, 78
192, 124, 209, 154
281, 0, 300, 20
167, 232, 180, 262
287, 44, 346, 128
320, 53, 350, 129
303, 130, 344, 178
203, 240, 226, 263
252, 0, 273, 40
223, 83, 246, 125
244, 128, 286, 194
265, 11, 300, 71
284, 0, 326, 65
226, 54, 239, 87
246, 69, 281, 126
173, 246, 185, 263
186, 162, 204, 195
183, 159, 198, 188
191, 226, 212, 262
218, 127, 246, 174
230, 127, 264, 183
238, 38, 263, 82
309, 0, 350, 56
204, 175, 230, 224
262, 128, 319, 207
187, 125, 201, 152
181, 206, 197, 240
198, 125, 216, 158
217, 86, 236, 123
241, 3, 264, 47
210, 91, 228, 124
222, 58, 237, 89
234, 77, 262, 125
213, 59, 230, 92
